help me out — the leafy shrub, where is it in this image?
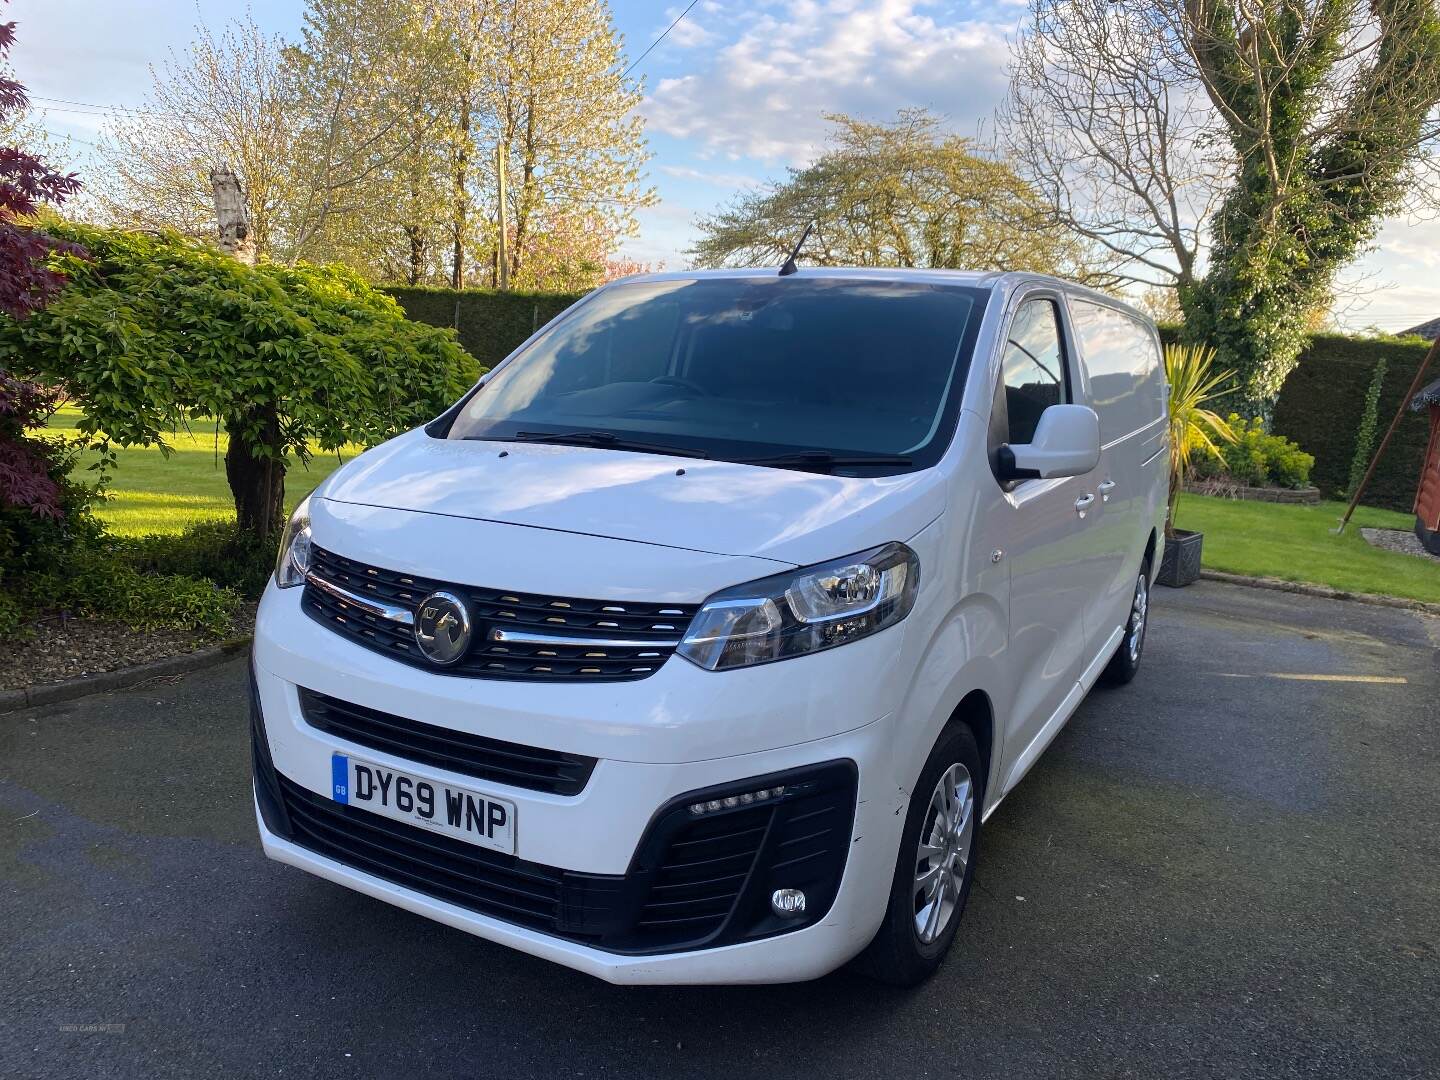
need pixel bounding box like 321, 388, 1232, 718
117, 520, 275, 600
25, 547, 238, 636
2, 509, 249, 642
4, 222, 481, 539
0, 403, 247, 641
1192, 415, 1315, 489
0, 588, 21, 638
0, 372, 109, 599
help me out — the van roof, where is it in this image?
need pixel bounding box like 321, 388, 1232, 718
608, 267, 1153, 325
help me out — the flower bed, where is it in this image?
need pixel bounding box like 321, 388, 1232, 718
1187, 415, 1317, 504
1185, 479, 1321, 504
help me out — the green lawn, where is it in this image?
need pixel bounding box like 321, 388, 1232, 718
1177, 493, 1439, 603
47, 406, 355, 536
44, 407, 1439, 602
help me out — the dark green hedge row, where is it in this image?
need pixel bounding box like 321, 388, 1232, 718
383, 286, 584, 370
1161, 327, 1431, 512
1271, 334, 1431, 513
392, 292, 1433, 514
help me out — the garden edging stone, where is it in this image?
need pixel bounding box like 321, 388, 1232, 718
1199, 570, 1440, 616
0, 636, 252, 715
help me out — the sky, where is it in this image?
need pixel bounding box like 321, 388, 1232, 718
13, 0, 1440, 333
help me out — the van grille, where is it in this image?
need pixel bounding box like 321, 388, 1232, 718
298, 689, 596, 796
301, 545, 698, 682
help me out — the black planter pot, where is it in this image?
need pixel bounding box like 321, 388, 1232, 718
1157, 528, 1204, 588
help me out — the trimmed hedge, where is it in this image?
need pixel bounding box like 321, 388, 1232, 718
383, 286, 584, 370
392, 295, 1434, 515
1162, 327, 1432, 513
1272, 334, 1432, 513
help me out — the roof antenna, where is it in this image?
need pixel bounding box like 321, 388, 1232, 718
778, 221, 813, 277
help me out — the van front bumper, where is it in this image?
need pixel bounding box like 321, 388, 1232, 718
250, 585, 910, 985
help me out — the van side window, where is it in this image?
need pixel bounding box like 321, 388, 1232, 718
1000, 299, 1066, 445
1070, 300, 1165, 443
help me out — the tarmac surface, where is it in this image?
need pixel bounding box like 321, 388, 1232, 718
3, 581, 1437, 1079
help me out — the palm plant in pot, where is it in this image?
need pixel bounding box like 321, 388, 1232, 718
1158, 342, 1235, 587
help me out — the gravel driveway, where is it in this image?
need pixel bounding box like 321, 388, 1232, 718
3, 581, 1437, 1079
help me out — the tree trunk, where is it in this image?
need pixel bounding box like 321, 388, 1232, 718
224, 406, 286, 540
496, 139, 509, 291
209, 166, 256, 266
451, 92, 471, 290
406, 225, 424, 286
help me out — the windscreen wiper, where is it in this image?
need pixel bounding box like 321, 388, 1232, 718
503, 430, 711, 459
738, 449, 913, 471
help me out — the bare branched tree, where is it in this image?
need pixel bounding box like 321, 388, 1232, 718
94, 13, 296, 259
94, 0, 649, 290
1004, 0, 1440, 418
1000, 0, 1224, 291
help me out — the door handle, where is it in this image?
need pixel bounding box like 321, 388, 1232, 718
1098, 480, 1116, 502
1074, 493, 1095, 518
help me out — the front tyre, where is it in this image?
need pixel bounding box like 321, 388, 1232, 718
1100, 561, 1150, 686
855, 724, 982, 986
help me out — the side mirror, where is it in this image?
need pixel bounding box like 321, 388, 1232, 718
997, 404, 1101, 481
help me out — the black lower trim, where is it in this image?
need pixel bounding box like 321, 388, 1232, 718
298, 688, 597, 796
251, 682, 856, 954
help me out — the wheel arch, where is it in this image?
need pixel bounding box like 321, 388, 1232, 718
942, 689, 995, 804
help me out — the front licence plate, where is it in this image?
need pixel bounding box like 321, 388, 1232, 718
330, 753, 516, 854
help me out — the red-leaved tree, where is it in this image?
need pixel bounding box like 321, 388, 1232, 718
0, 3, 85, 521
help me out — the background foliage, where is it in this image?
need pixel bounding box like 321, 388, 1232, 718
1271, 334, 1432, 511
1190, 415, 1315, 489
690, 110, 1090, 277
1161, 325, 1432, 511
1004, 0, 1440, 421
383, 284, 582, 367
1345, 358, 1389, 498
3, 221, 480, 537
91, 0, 651, 292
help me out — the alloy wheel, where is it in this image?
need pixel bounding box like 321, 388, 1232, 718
913, 762, 974, 944
1127, 572, 1149, 663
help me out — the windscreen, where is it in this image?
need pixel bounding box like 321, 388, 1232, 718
446, 276, 988, 471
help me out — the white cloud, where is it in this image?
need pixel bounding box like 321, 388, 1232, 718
658, 164, 763, 189
642, 0, 1017, 164
1380, 236, 1440, 272
1335, 216, 1440, 331
617, 203, 702, 269
662, 4, 720, 49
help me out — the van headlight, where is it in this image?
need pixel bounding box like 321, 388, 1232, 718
274, 498, 313, 588
677, 543, 919, 671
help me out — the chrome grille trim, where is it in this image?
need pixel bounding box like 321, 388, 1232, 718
488, 627, 683, 650
305, 570, 415, 625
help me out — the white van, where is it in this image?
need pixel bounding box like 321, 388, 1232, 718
252, 268, 1168, 986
